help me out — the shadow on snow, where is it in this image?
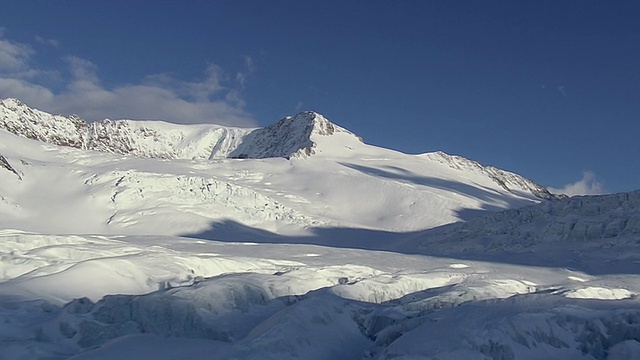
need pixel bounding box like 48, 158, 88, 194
183, 218, 640, 276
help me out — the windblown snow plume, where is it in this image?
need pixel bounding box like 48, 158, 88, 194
549, 170, 605, 196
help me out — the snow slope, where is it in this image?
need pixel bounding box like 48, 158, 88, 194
0, 97, 554, 193
0, 129, 540, 235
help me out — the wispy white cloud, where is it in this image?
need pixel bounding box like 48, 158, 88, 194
548, 171, 605, 196
34, 36, 60, 47
235, 56, 255, 88
557, 85, 567, 97
0, 37, 33, 72
0, 33, 255, 126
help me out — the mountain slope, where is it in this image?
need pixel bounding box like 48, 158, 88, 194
0, 98, 86, 147
0, 131, 552, 236
0, 97, 556, 194
0, 98, 252, 159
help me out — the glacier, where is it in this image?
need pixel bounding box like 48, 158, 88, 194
0, 98, 639, 359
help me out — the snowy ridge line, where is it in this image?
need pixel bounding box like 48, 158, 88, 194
0, 98, 354, 161
1, 98, 558, 202
0, 98, 251, 159
421, 151, 563, 200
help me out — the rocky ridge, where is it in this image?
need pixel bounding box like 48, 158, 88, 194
0, 99, 356, 161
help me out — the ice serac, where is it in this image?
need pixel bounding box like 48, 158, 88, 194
229, 111, 361, 159
408, 190, 640, 272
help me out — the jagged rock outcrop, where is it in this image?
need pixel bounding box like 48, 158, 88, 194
0, 98, 253, 160
0, 98, 86, 147
0, 154, 21, 180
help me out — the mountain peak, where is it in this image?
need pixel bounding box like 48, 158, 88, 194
229, 111, 361, 159
280, 111, 352, 137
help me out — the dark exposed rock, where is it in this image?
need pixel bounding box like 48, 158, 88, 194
0, 154, 22, 180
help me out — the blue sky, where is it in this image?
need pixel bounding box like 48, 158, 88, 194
0, 1, 638, 194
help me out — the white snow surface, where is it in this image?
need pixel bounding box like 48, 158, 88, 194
1, 231, 640, 360
1, 98, 639, 359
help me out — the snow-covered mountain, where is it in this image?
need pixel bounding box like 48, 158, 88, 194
2, 97, 639, 360
1, 97, 554, 200
0, 98, 558, 236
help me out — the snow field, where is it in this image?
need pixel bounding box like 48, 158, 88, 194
1, 232, 639, 359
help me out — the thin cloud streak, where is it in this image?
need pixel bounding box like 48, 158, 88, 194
0, 33, 256, 127
235, 56, 256, 89
34, 36, 60, 48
